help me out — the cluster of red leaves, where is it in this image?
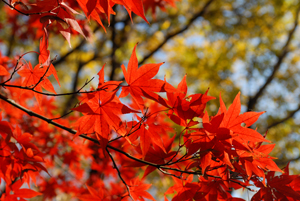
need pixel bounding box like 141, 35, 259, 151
0, 0, 300, 201
71, 45, 300, 200
0, 114, 44, 200
1, 36, 300, 199
3, 0, 177, 44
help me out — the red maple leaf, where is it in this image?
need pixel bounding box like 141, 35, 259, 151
126, 135, 177, 178
166, 75, 215, 127
77, 184, 105, 201
0, 64, 9, 76
252, 164, 300, 201
129, 114, 168, 158
215, 92, 270, 143
39, 29, 60, 86
120, 44, 176, 111
143, 0, 177, 18
124, 178, 155, 201
237, 141, 282, 183
165, 175, 199, 201
122, 0, 149, 23
73, 66, 137, 153
18, 61, 56, 106
0, 112, 13, 137
1, 179, 42, 200
76, 0, 108, 31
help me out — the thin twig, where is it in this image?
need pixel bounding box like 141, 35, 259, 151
50, 110, 74, 120
1, 55, 24, 85
2, 0, 60, 16
205, 174, 254, 191
138, 0, 214, 65
158, 168, 182, 179
106, 147, 133, 200
267, 104, 300, 129
0, 78, 124, 97
32, 57, 57, 90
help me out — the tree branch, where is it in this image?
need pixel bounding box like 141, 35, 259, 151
106, 147, 133, 200
6, 27, 15, 57
0, 93, 203, 176
276, 156, 300, 166
138, 0, 214, 65
1, 77, 98, 96
267, 105, 300, 129
61, 61, 85, 114
109, 14, 117, 81
2, 0, 60, 16
109, 14, 131, 80
247, 6, 300, 111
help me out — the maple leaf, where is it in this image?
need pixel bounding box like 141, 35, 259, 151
38, 28, 60, 86
120, 44, 176, 111
129, 115, 168, 158
143, 136, 176, 177
77, 0, 117, 31
252, 166, 300, 201
238, 142, 282, 183
122, 0, 149, 23
1, 180, 42, 200
166, 75, 215, 127
73, 90, 132, 152
0, 64, 9, 76
76, 0, 106, 31
143, 0, 177, 18
165, 175, 199, 201
126, 135, 176, 178
73, 66, 137, 153
194, 175, 244, 201
216, 92, 269, 143
18, 61, 56, 106
124, 178, 155, 201
77, 184, 105, 201
0, 112, 13, 137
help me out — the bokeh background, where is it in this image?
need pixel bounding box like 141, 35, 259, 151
1, 0, 300, 200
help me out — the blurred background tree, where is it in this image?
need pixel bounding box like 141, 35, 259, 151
1, 0, 300, 197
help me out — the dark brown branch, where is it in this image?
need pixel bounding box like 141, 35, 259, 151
247, 6, 300, 111
59, 38, 107, 113
138, 0, 214, 65
0, 93, 201, 175
109, 15, 131, 80
267, 105, 300, 129
276, 156, 300, 166
206, 174, 254, 191
109, 15, 117, 80
50, 110, 74, 120
6, 27, 15, 57
61, 61, 85, 114
1, 77, 97, 96
158, 168, 182, 179
1, 0, 60, 16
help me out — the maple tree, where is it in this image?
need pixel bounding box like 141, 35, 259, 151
0, 0, 300, 201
